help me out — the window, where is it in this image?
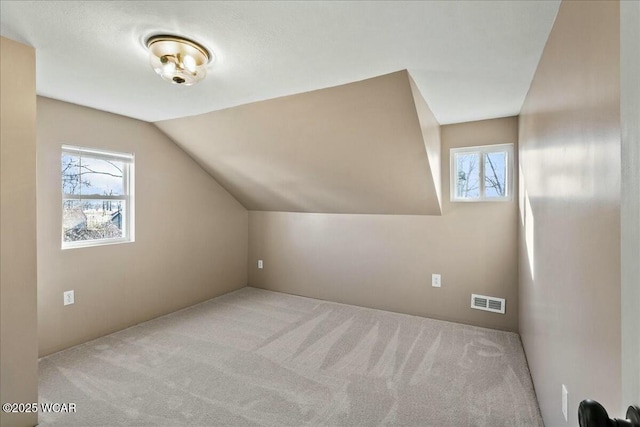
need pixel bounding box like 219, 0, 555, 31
450, 143, 513, 202
61, 145, 134, 249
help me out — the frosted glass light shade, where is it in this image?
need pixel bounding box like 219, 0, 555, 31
146, 35, 212, 86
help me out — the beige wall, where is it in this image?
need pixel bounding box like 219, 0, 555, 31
410, 75, 442, 208
0, 37, 38, 427
155, 70, 442, 215
249, 116, 519, 332
621, 0, 640, 409
37, 97, 248, 356
518, 1, 621, 425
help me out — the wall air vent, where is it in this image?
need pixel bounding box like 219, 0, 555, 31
471, 294, 506, 314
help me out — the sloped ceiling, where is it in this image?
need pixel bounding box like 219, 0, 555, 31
0, 1, 560, 124
0, 1, 560, 216
155, 71, 442, 215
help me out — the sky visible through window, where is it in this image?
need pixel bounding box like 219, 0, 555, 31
456, 153, 480, 198
455, 150, 507, 200
62, 154, 124, 196
62, 153, 127, 243
484, 152, 507, 197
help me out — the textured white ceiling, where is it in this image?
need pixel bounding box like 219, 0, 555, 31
0, 1, 559, 124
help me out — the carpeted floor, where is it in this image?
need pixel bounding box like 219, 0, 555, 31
39, 287, 543, 426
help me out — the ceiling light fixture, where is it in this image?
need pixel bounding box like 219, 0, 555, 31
146, 35, 213, 86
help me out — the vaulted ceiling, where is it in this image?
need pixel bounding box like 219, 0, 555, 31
0, 1, 560, 215
0, 1, 560, 124
156, 70, 442, 215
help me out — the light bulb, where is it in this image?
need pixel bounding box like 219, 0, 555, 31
146, 35, 212, 86
161, 60, 176, 75
182, 54, 197, 73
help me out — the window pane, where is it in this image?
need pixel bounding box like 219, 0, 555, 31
455, 153, 480, 199
61, 154, 81, 195
63, 199, 125, 242
484, 152, 507, 198
77, 157, 125, 196
62, 153, 124, 196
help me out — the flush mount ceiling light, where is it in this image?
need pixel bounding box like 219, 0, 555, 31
146, 35, 213, 86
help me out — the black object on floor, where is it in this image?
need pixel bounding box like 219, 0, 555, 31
578, 399, 640, 427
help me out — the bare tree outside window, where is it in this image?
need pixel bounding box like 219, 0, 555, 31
61, 148, 133, 247
455, 153, 480, 199
451, 145, 512, 202
484, 152, 507, 198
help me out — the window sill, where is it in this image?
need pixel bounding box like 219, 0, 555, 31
451, 197, 513, 203
61, 237, 134, 250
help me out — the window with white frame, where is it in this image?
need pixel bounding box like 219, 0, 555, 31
61, 145, 134, 248
450, 143, 513, 202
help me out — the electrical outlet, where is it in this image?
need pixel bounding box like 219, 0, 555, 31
257, 260, 263, 269
432, 274, 441, 287
63, 290, 74, 306
562, 384, 568, 422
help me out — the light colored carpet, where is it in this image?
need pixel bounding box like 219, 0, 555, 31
39, 287, 543, 426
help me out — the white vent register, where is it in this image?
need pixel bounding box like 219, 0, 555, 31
471, 294, 506, 314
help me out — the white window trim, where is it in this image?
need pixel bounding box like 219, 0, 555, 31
61, 145, 135, 250
450, 143, 514, 202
